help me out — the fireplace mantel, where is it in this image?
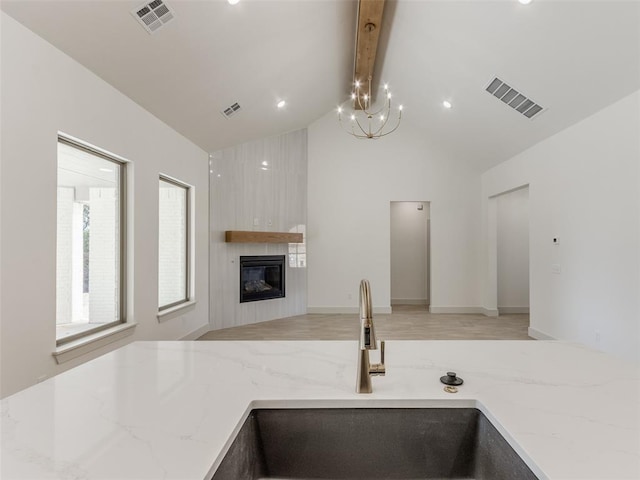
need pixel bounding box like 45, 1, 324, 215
225, 230, 303, 244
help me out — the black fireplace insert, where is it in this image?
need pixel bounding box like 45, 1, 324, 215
239, 255, 285, 303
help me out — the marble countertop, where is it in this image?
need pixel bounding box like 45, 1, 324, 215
2, 340, 639, 479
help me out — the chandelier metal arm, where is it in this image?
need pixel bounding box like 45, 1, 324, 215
354, 86, 390, 118
338, 114, 373, 139
353, 116, 374, 138
371, 111, 392, 137
374, 112, 402, 138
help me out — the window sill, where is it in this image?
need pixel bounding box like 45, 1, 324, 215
157, 299, 197, 323
53, 322, 137, 364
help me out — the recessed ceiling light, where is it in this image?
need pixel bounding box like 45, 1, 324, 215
228, 0, 240, 5
443, 100, 452, 109
262, 161, 268, 166
277, 100, 286, 109
518, 0, 532, 4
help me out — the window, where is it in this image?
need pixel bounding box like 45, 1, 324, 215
56, 136, 126, 344
158, 176, 190, 310
288, 225, 306, 268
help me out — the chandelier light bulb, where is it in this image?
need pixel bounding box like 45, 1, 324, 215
338, 106, 343, 114
443, 100, 452, 109
399, 105, 403, 111
276, 100, 286, 109
351, 114, 356, 121
384, 83, 389, 90
355, 80, 360, 88
387, 92, 392, 99
351, 93, 356, 100
380, 115, 384, 121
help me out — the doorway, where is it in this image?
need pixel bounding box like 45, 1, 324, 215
390, 201, 430, 309
496, 186, 530, 315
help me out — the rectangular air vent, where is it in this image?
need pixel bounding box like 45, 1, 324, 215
221, 102, 242, 119
485, 77, 544, 119
131, 0, 175, 34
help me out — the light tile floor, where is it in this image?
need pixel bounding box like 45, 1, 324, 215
197, 305, 532, 341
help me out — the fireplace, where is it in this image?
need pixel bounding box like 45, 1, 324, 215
239, 255, 285, 303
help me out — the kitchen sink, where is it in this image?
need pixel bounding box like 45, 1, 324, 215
211, 408, 538, 479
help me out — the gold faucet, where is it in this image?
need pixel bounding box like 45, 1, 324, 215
356, 279, 385, 393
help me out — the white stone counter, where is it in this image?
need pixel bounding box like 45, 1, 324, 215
1, 340, 639, 479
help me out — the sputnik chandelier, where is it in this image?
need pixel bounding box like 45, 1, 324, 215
337, 22, 403, 139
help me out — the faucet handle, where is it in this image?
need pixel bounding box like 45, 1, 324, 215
370, 340, 386, 376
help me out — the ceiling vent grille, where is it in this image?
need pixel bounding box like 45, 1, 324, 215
485, 77, 544, 119
131, 0, 175, 34
221, 102, 242, 119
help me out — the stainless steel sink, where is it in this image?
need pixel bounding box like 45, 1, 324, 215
211, 408, 538, 479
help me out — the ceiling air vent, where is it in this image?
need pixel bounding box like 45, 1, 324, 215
221, 102, 242, 119
485, 77, 544, 119
131, 0, 175, 35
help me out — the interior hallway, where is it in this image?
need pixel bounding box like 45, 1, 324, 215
198, 305, 532, 341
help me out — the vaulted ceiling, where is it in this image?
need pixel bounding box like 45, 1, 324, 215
2, 0, 639, 171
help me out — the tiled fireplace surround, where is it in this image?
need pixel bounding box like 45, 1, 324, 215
209, 129, 308, 330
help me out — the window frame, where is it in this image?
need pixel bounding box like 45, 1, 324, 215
56, 135, 127, 346
158, 174, 191, 312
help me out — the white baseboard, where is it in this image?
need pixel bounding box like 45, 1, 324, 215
429, 306, 478, 314
391, 299, 429, 306
181, 323, 212, 340
498, 307, 530, 314
528, 327, 556, 340
481, 307, 499, 317
307, 306, 393, 315
427, 306, 499, 317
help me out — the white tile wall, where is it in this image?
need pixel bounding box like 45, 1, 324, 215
209, 129, 307, 330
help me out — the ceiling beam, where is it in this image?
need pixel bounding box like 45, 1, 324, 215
353, 0, 386, 109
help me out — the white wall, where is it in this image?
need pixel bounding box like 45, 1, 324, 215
496, 186, 529, 312
307, 112, 482, 314
209, 129, 307, 330
390, 202, 430, 305
481, 90, 640, 363
0, 13, 210, 397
